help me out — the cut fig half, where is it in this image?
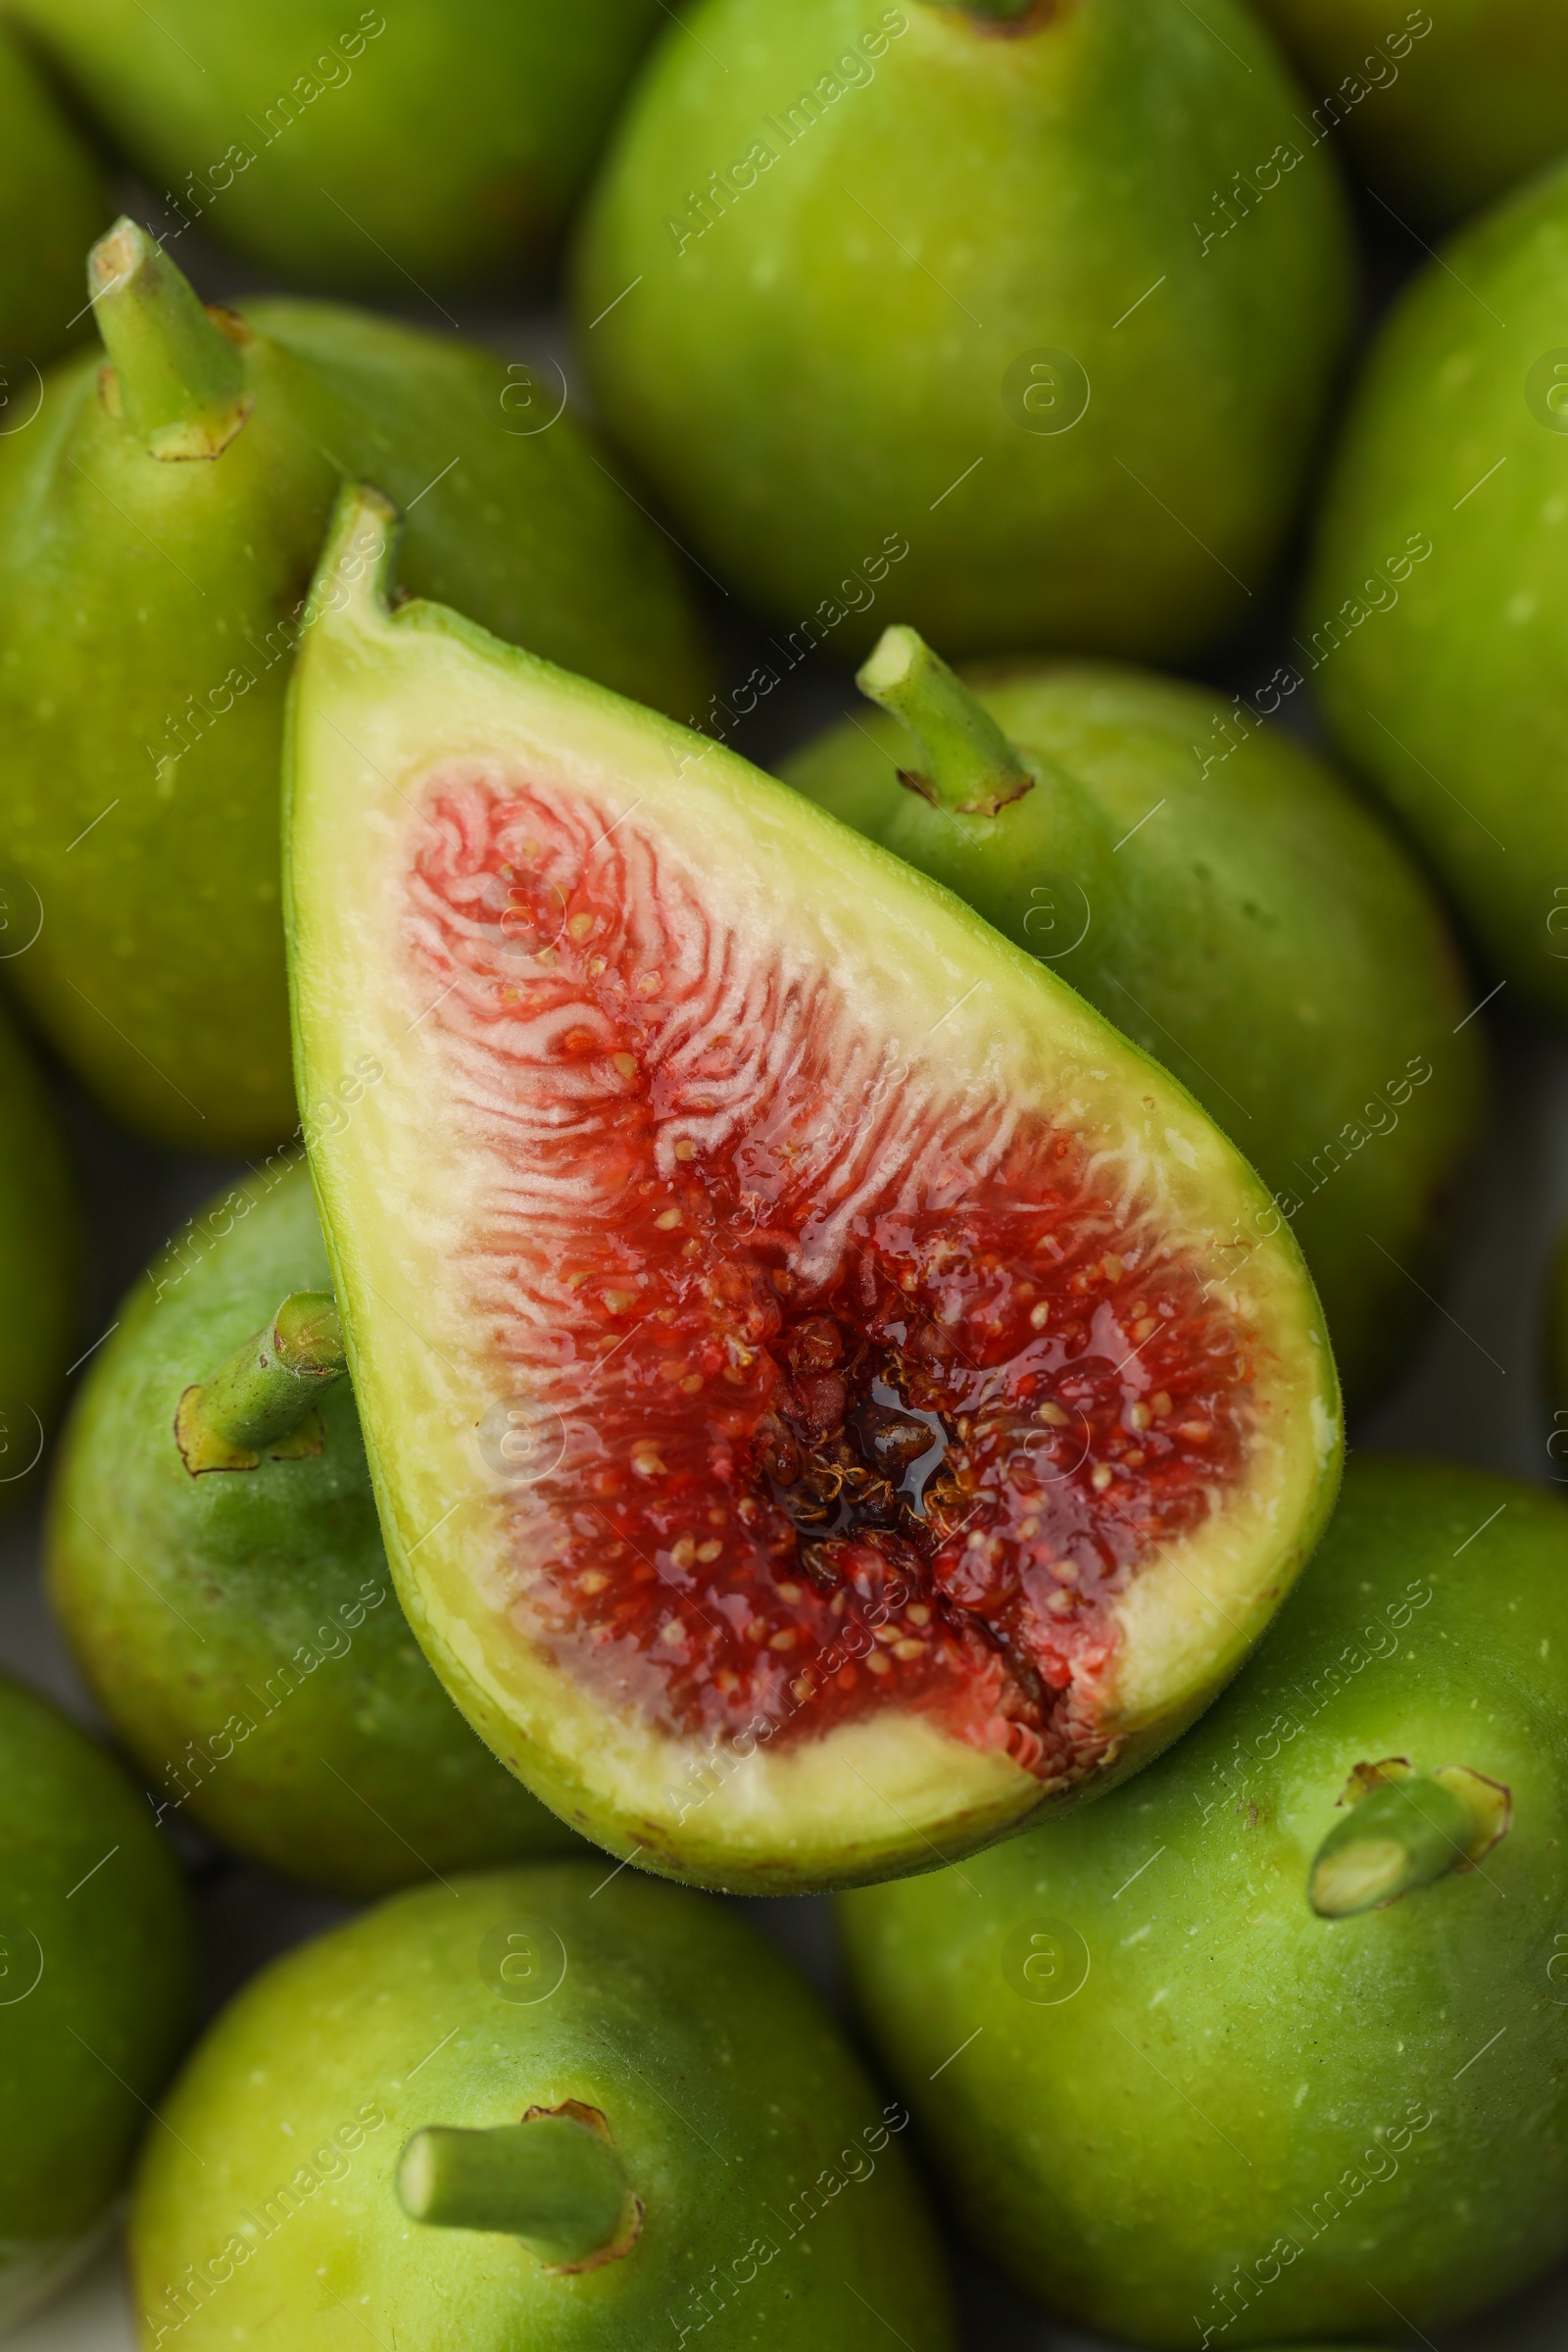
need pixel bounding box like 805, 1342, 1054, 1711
284, 485, 1342, 1893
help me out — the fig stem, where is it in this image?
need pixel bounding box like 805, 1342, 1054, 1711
174, 1292, 347, 1474
88, 216, 253, 461
396, 2116, 635, 2264
857, 625, 1035, 816
1309, 1773, 1488, 1918
314, 479, 403, 631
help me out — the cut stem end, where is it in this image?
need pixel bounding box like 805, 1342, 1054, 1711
395, 2113, 640, 2270
1309, 1763, 1510, 1919
856, 625, 1035, 816
89, 216, 253, 462
175, 1292, 346, 1474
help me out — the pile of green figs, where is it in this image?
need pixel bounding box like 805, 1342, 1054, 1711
1, 3, 1567, 2347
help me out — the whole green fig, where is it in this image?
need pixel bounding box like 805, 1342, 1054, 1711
0, 25, 109, 371
841, 1456, 1568, 2344
6, 0, 662, 290
130, 1862, 955, 2349
0, 1668, 194, 2332
0, 998, 80, 1504
1304, 157, 1568, 1024
49, 1158, 580, 1896
574, 0, 1356, 667
1251, 0, 1568, 228
0, 220, 710, 1151
782, 628, 1483, 1406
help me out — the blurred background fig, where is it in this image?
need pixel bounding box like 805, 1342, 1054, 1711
0, 1001, 80, 1508
0, 1669, 194, 2332
130, 1863, 955, 2350
840, 1457, 1568, 2343
781, 627, 1485, 1407
49, 1161, 583, 1896
1304, 157, 1568, 1025
0, 220, 710, 1152
1250, 0, 1568, 228
4, 0, 664, 290
0, 24, 109, 372
574, 0, 1356, 667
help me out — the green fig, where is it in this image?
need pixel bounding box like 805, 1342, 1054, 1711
1303, 157, 1568, 1026
573, 0, 1356, 667
6, 1, 662, 291
780, 627, 1485, 1406
840, 1456, 1568, 2344
0, 25, 109, 372
282, 480, 1340, 1893
48, 1157, 580, 1896
1251, 0, 1568, 228
0, 999, 80, 1504
129, 1861, 954, 2350
0, 1667, 194, 2332
0, 220, 710, 1152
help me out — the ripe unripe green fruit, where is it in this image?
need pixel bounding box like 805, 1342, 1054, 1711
0, 1669, 194, 2332
49, 1159, 580, 1895
0, 1000, 80, 1506
1250, 0, 1568, 228
1304, 156, 1568, 1024
129, 1863, 955, 2350
840, 1457, 1568, 2344
0, 26, 109, 369
0, 220, 710, 1151
781, 628, 1484, 1406
4, 0, 663, 290
574, 0, 1356, 666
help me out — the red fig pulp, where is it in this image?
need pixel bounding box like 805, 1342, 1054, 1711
286, 486, 1340, 1890
409, 776, 1255, 1788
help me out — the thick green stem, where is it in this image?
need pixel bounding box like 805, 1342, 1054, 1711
857, 626, 1035, 816
89, 217, 253, 461
396, 2115, 637, 2267
1309, 1767, 1508, 1918
175, 1293, 346, 1475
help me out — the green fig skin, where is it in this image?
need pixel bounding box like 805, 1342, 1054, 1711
0, 236, 710, 1152
573, 0, 1356, 668
130, 1863, 956, 2351
0, 28, 109, 368
1252, 0, 1568, 229
48, 1159, 582, 1897
0, 1668, 195, 2333
0, 999, 80, 1503
5, 0, 662, 291
782, 653, 1484, 1408
840, 1456, 1568, 2345
1303, 159, 1568, 1026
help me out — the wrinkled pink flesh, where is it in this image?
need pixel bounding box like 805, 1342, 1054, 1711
404, 773, 1256, 1784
